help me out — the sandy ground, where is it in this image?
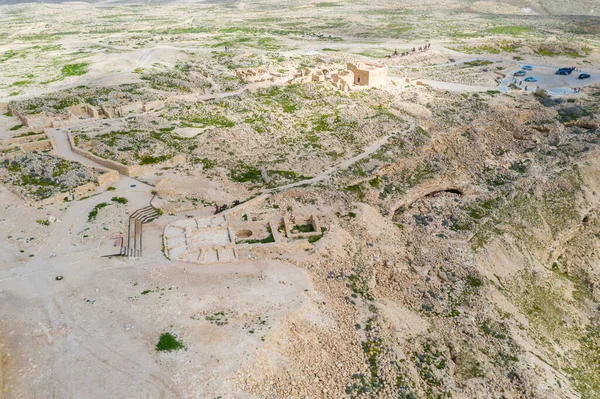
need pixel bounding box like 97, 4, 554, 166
0, 191, 315, 398
1, 1, 599, 398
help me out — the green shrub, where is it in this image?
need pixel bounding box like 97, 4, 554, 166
156, 332, 184, 352
111, 196, 128, 204
88, 202, 108, 221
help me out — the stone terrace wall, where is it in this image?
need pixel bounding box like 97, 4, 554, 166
66, 131, 184, 177
2, 133, 47, 146
97, 170, 119, 189
20, 140, 53, 153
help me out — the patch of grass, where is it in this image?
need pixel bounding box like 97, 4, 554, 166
156, 332, 184, 352
9, 124, 23, 131
455, 350, 485, 380
466, 275, 483, 288
486, 26, 531, 35
88, 202, 108, 221
205, 311, 228, 326
308, 234, 323, 244
61, 63, 88, 77
230, 163, 262, 183
139, 154, 174, 165
184, 113, 235, 128
292, 224, 314, 233
239, 226, 275, 244
345, 183, 365, 200
464, 60, 493, 67
111, 196, 128, 204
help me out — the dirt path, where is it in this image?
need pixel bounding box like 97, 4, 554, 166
269, 117, 416, 193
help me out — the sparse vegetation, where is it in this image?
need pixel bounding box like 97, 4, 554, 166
3, 3, 600, 399
61, 63, 89, 77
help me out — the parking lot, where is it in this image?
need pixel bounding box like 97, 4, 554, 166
502, 63, 600, 95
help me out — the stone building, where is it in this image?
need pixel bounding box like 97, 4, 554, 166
330, 70, 354, 92
347, 62, 388, 87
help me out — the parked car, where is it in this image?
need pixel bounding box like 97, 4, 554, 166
514, 70, 526, 77
522, 65, 533, 70
524, 77, 538, 82
556, 67, 574, 75
578, 73, 591, 79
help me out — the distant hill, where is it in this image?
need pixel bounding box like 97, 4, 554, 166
487, 0, 598, 16
0, 0, 595, 15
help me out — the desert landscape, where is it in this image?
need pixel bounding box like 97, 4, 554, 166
1, 0, 600, 398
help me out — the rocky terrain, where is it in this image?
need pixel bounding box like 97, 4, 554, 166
0, 0, 599, 399
0, 152, 96, 200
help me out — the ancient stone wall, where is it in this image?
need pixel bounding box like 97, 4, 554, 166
8, 103, 103, 130
2, 133, 47, 146
120, 101, 143, 116
87, 104, 99, 118
96, 170, 119, 189
142, 100, 163, 112
67, 104, 87, 117
8, 105, 53, 130
67, 131, 130, 174
74, 182, 97, 196
19, 139, 53, 153
37, 190, 72, 206
347, 63, 369, 85
99, 104, 115, 118
367, 66, 388, 86
66, 131, 183, 177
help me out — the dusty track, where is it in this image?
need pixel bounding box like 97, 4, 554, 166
270, 117, 416, 193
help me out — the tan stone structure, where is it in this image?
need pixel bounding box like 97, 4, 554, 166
164, 206, 324, 265
8, 99, 163, 130
331, 70, 354, 92
346, 62, 388, 87
66, 131, 184, 178
0, 132, 54, 156
290, 63, 388, 92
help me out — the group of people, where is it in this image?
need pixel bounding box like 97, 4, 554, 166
389, 43, 431, 58
512, 78, 583, 94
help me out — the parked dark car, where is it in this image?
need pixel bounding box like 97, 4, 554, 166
514, 70, 526, 77
556, 67, 575, 75
578, 73, 591, 79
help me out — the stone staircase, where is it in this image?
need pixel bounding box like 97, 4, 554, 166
121, 205, 159, 257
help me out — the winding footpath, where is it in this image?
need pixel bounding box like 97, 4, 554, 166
269, 117, 416, 193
